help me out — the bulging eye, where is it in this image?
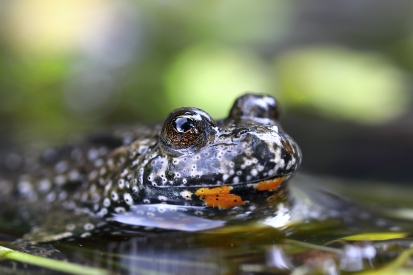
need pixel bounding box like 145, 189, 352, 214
229, 93, 280, 122
161, 107, 216, 152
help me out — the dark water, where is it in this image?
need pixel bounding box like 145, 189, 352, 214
1, 177, 413, 275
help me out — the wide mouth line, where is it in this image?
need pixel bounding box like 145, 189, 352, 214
150, 174, 292, 189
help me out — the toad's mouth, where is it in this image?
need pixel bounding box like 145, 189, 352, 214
151, 173, 293, 189
144, 174, 291, 209
192, 175, 289, 209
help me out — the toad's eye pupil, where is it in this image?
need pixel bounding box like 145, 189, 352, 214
173, 117, 195, 133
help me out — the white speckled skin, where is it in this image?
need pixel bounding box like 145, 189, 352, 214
0, 94, 301, 242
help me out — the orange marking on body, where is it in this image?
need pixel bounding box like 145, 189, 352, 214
255, 176, 286, 191
195, 186, 244, 209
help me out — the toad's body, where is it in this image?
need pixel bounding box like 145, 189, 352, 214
0, 94, 303, 243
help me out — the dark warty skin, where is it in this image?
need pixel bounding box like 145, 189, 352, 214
0, 93, 302, 244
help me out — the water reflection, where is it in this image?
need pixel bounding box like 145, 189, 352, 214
112, 204, 225, 231
53, 226, 413, 275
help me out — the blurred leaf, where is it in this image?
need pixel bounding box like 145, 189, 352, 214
341, 232, 409, 241
165, 43, 271, 118
0, 245, 107, 275
275, 46, 410, 124
356, 247, 413, 275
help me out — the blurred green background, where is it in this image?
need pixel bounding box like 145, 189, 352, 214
0, 0, 412, 184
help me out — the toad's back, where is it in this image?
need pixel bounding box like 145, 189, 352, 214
0, 94, 301, 242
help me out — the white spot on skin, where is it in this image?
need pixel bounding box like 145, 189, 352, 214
137, 145, 148, 155
68, 170, 80, 181
251, 169, 258, 176
58, 191, 67, 201
87, 149, 99, 161
132, 159, 140, 166
46, 192, 56, 202
18, 181, 33, 195
66, 224, 76, 231
104, 181, 112, 196
279, 159, 285, 169
273, 148, 281, 164
118, 179, 125, 188
158, 196, 168, 202
88, 170, 98, 181
81, 232, 91, 238
286, 161, 292, 170
92, 193, 100, 203
98, 178, 105, 186
54, 175, 66, 185
111, 191, 119, 201
138, 168, 144, 183
121, 169, 128, 177
115, 207, 126, 213
68, 196, 82, 209
123, 193, 134, 205
103, 198, 111, 207
37, 179, 51, 193
51, 232, 73, 240
97, 207, 108, 217
180, 190, 193, 200
84, 223, 95, 231
54, 161, 69, 173
81, 192, 88, 202
106, 159, 115, 169
94, 159, 104, 167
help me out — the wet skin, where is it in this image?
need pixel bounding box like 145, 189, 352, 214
0, 94, 301, 243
